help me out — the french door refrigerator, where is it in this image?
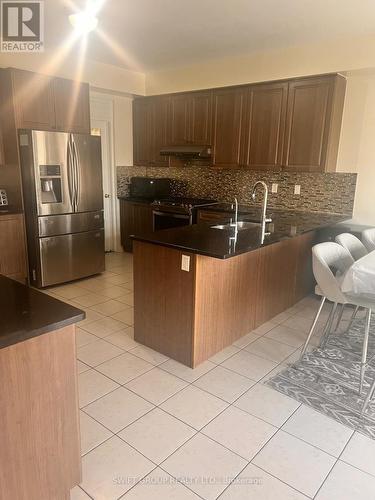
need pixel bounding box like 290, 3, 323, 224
19, 129, 105, 288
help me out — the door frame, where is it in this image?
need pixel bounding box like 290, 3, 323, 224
90, 94, 122, 252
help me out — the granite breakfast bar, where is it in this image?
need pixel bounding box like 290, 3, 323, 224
132, 209, 348, 368
0, 275, 84, 500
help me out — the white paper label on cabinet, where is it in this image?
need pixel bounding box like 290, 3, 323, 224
181, 255, 190, 272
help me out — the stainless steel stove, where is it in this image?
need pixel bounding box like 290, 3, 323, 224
151, 197, 218, 230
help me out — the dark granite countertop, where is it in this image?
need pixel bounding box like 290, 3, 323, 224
0, 275, 85, 349
132, 208, 350, 259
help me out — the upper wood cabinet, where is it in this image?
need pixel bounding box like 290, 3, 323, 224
283, 75, 346, 172
54, 78, 91, 133
0, 127, 5, 166
168, 91, 212, 146
241, 82, 288, 170
212, 87, 246, 168
12, 69, 56, 131
133, 95, 169, 167
132, 73, 346, 172
3, 68, 91, 134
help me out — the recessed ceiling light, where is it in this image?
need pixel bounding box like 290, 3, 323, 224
69, 11, 98, 35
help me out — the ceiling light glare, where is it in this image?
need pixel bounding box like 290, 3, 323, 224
69, 11, 98, 35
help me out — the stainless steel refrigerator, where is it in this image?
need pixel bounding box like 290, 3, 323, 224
19, 130, 105, 288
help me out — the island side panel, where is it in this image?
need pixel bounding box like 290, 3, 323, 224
0, 325, 81, 500
133, 240, 196, 366
254, 237, 301, 325
193, 248, 261, 366
193, 232, 316, 365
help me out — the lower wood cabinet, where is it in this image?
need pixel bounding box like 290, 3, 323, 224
120, 200, 153, 252
197, 209, 233, 224
0, 213, 27, 281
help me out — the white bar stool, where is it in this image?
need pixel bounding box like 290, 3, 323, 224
335, 233, 368, 328
300, 242, 374, 394
362, 228, 375, 252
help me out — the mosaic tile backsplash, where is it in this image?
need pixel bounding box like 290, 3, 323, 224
117, 165, 357, 215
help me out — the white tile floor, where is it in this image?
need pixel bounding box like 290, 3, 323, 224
45, 252, 375, 500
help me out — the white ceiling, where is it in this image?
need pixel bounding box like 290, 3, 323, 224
46, 0, 375, 72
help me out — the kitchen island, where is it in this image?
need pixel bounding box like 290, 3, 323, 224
132, 209, 348, 368
0, 275, 84, 500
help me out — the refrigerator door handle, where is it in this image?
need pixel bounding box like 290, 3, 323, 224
67, 134, 75, 210
72, 136, 80, 210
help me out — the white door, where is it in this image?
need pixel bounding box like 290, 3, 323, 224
91, 120, 114, 252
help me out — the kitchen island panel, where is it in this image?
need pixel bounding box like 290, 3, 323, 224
0, 324, 81, 500
134, 231, 316, 367
133, 241, 196, 366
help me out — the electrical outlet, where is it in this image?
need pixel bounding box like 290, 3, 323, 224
294, 185, 301, 195
271, 183, 278, 193
181, 255, 190, 272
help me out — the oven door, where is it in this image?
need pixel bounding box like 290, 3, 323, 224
153, 210, 191, 231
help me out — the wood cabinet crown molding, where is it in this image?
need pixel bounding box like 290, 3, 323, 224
132, 73, 346, 173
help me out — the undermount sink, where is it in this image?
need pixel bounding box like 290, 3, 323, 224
211, 221, 261, 231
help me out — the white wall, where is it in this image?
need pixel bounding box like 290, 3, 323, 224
0, 51, 145, 95
336, 72, 375, 225
90, 91, 134, 252
145, 34, 375, 95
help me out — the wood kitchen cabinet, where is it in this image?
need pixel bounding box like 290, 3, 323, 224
2, 68, 91, 133
0, 213, 27, 282
0, 126, 5, 166
12, 69, 56, 131
133, 96, 169, 167
120, 200, 153, 252
168, 91, 212, 146
212, 86, 247, 168
132, 73, 346, 172
197, 209, 233, 224
241, 82, 288, 170
283, 75, 346, 172
54, 77, 91, 133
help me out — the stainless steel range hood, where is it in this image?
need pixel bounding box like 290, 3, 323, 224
160, 145, 212, 158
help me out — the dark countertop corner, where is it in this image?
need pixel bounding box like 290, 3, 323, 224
0, 275, 85, 350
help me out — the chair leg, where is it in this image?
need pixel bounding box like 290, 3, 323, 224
320, 302, 338, 349
361, 377, 375, 417
359, 308, 372, 394
300, 296, 326, 359
348, 306, 360, 332
334, 304, 345, 332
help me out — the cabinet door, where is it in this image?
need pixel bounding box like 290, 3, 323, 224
283, 77, 333, 172
120, 201, 153, 252
134, 203, 154, 234
133, 98, 154, 166
54, 78, 90, 133
152, 96, 170, 166
197, 209, 233, 224
120, 201, 135, 252
190, 91, 212, 145
212, 87, 246, 168
242, 82, 288, 170
12, 69, 56, 131
0, 215, 27, 280
0, 126, 4, 166
168, 94, 190, 145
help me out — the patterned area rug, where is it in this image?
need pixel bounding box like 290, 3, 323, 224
266, 314, 375, 439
